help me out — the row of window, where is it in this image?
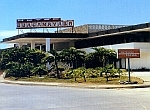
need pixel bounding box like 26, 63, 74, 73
75, 32, 150, 49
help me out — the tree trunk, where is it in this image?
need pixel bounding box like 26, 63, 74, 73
75, 60, 77, 69
39, 72, 42, 77
55, 57, 60, 79
100, 72, 103, 77
106, 76, 109, 82
103, 59, 105, 67
105, 73, 109, 82
83, 75, 86, 82
75, 77, 77, 81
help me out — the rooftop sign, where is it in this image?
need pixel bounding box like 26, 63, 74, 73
118, 49, 140, 58
16, 18, 74, 29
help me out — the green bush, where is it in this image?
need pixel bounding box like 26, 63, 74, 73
85, 68, 99, 78
63, 69, 73, 79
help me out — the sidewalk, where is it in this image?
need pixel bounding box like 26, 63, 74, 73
131, 72, 150, 85
1, 73, 150, 89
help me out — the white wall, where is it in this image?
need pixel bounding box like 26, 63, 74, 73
134, 42, 150, 52
81, 42, 135, 53
129, 52, 150, 69
81, 42, 150, 69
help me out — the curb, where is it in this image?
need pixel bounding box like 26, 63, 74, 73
1, 80, 150, 89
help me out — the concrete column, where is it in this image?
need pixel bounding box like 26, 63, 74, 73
31, 41, 35, 49
46, 38, 50, 52
46, 38, 51, 70
53, 43, 55, 50
39, 45, 42, 51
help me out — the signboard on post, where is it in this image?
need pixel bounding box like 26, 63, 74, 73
118, 49, 140, 82
118, 49, 140, 58
16, 18, 74, 29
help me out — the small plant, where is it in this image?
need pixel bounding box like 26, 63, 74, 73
95, 67, 104, 77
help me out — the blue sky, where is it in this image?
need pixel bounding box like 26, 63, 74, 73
0, 0, 150, 48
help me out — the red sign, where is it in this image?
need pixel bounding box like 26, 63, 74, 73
118, 49, 140, 58
16, 18, 74, 29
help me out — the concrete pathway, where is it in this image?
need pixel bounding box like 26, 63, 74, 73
131, 72, 150, 84
0, 73, 4, 81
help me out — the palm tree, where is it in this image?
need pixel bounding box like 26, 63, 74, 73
59, 47, 86, 69
42, 53, 54, 65
105, 48, 117, 65
48, 49, 60, 78
85, 52, 99, 68
92, 47, 117, 67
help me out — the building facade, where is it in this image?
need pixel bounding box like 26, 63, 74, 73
1, 22, 150, 69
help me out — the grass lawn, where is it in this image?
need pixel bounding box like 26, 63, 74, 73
7, 75, 144, 85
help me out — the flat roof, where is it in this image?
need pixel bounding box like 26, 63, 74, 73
88, 22, 150, 38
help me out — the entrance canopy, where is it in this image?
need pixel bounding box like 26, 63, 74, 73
1, 33, 88, 44
1, 22, 150, 50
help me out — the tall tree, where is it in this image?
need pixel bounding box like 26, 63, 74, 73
92, 47, 117, 67
48, 49, 60, 78
1, 48, 48, 78
59, 47, 86, 69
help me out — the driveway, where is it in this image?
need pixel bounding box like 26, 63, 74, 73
131, 72, 150, 84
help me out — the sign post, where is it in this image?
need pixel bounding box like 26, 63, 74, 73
127, 58, 130, 82
118, 49, 140, 82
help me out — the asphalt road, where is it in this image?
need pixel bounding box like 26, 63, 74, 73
0, 83, 150, 110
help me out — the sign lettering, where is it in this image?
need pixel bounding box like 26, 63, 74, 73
118, 49, 140, 58
16, 18, 74, 29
